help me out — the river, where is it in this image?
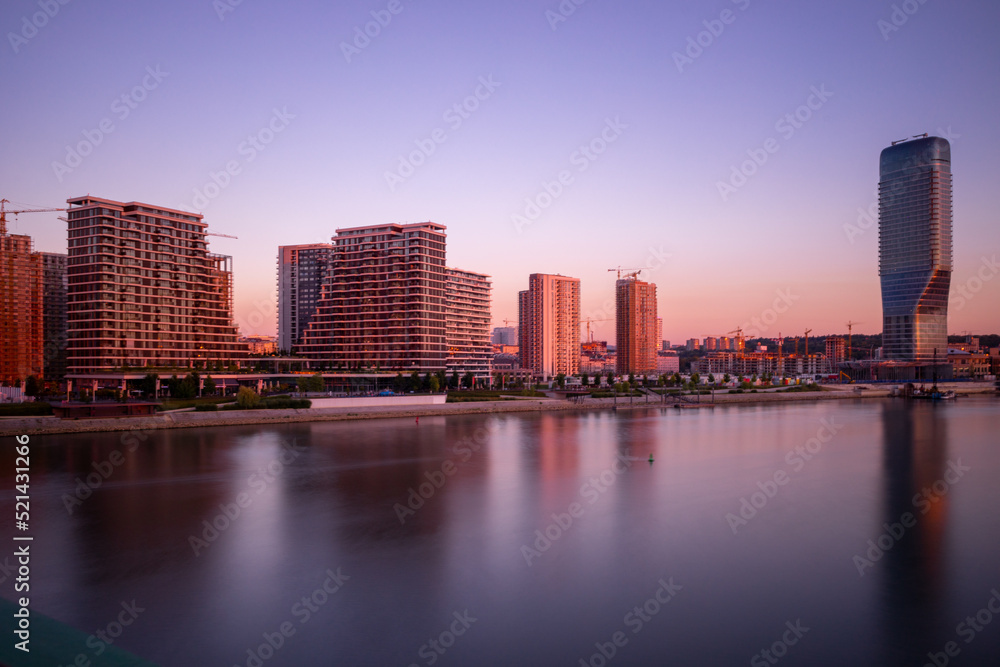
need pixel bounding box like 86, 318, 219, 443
3, 398, 1000, 666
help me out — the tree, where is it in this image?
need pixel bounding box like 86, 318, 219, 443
298, 373, 323, 393
690, 372, 700, 385
555, 373, 566, 389
422, 372, 432, 392
723, 373, 731, 384
463, 372, 474, 389
393, 373, 406, 393
670, 372, 682, 387
24, 375, 40, 397
451, 370, 460, 389
429, 375, 440, 393
203, 375, 216, 395
236, 386, 261, 409
606, 371, 615, 386
708, 373, 715, 385
628, 373, 635, 385
581, 373, 589, 387
140, 373, 159, 398
409, 371, 421, 392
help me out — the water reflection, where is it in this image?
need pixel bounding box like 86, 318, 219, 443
880, 401, 949, 664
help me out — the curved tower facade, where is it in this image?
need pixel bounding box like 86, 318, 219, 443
878, 136, 952, 362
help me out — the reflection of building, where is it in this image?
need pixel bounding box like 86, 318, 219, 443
879, 136, 952, 364
877, 402, 949, 663
615, 277, 657, 375
277, 244, 334, 352
0, 221, 42, 384
64, 196, 246, 374
518, 273, 580, 379
40, 252, 68, 381
446, 268, 492, 381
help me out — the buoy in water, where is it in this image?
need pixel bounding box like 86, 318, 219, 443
648, 454, 654, 463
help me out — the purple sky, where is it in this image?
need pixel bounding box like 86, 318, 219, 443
3, 0, 998, 344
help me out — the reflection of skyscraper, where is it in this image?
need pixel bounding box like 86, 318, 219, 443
878, 402, 949, 664
879, 136, 952, 363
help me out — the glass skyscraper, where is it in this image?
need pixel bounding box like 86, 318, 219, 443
878, 136, 952, 363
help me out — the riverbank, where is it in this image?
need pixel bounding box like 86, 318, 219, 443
1, 383, 994, 437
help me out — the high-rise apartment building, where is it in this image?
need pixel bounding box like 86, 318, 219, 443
446, 268, 492, 381
879, 136, 952, 363
491, 326, 518, 346
64, 196, 246, 373
518, 273, 580, 379
825, 335, 846, 372
298, 222, 450, 372
615, 278, 658, 375
277, 244, 334, 352
705, 336, 718, 351
39, 252, 68, 380
0, 219, 42, 384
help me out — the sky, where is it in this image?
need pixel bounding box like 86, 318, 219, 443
2, 0, 998, 345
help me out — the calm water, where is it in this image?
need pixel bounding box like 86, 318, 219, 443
4, 398, 1000, 666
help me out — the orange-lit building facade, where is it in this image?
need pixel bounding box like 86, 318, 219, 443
615, 277, 657, 375
64, 196, 246, 374
518, 273, 580, 379
0, 222, 43, 384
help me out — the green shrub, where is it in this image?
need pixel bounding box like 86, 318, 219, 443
195, 404, 218, 412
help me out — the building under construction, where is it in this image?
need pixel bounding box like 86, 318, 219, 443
0, 218, 43, 385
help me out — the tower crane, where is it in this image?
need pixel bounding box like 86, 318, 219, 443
206, 231, 238, 239
607, 266, 644, 280
845, 321, 862, 360
581, 318, 612, 343
727, 327, 745, 356
0, 199, 67, 235
804, 328, 813, 359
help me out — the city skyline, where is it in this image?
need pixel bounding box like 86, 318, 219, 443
3, 0, 999, 344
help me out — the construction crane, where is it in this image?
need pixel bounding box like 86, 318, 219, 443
607, 266, 643, 280
727, 327, 745, 355
206, 231, 238, 239
804, 328, 813, 359
0, 199, 67, 235
581, 318, 612, 343
845, 321, 862, 359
